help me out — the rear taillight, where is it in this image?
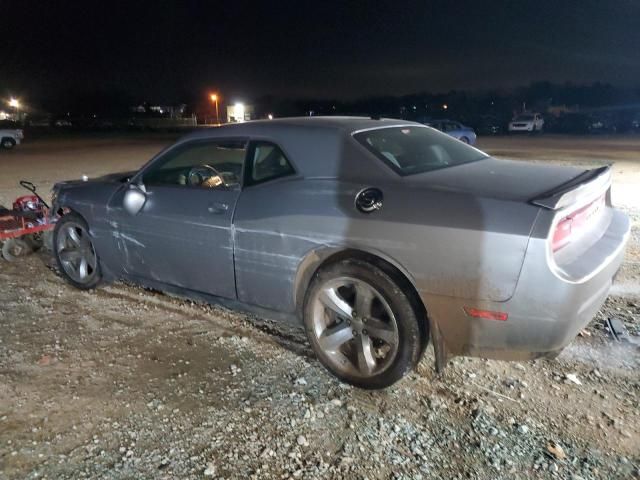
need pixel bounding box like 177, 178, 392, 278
552, 217, 573, 251
551, 194, 605, 252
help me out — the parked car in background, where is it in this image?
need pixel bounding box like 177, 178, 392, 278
51, 117, 629, 389
425, 119, 477, 145
0, 120, 24, 149
508, 113, 544, 133
475, 115, 504, 135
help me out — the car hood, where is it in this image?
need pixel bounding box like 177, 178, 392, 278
55, 170, 136, 188
93, 170, 137, 183
404, 157, 585, 202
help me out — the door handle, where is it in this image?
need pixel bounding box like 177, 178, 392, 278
207, 202, 229, 214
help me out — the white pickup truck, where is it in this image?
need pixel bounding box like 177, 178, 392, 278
0, 121, 24, 149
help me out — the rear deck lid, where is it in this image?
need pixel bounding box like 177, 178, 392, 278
404, 157, 587, 202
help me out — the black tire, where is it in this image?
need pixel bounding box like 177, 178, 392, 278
53, 212, 102, 290
1, 138, 16, 150
303, 259, 425, 389
459, 136, 470, 144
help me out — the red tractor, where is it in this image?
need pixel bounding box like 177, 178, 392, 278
0, 181, 55, 261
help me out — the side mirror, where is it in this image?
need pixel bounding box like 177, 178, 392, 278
123, 184, 147, 216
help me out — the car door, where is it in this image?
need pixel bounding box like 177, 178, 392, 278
109, 138, 246, 299
233, 140, 300, 311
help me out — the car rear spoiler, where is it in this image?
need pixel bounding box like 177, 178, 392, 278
530, 165, 611, 210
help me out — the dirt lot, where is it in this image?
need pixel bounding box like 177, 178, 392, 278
0, 133, 638, 479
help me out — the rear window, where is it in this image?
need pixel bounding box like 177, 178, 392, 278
354, 126, 487, 176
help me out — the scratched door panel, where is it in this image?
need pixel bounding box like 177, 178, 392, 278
112, 185, 239, 299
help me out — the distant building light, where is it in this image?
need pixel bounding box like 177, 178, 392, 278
442, 104, 448, 110
268, 114, 273, 120
234, 103, 245, 123
9, 98, 19, 109
226, 103, 254, 123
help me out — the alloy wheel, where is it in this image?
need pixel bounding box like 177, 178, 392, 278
56, 222, 98, 284
310, 276, 399, 378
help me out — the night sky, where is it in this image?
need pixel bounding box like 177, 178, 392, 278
2, 0, 639, 105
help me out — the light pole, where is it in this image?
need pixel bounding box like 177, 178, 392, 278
210, 94, 219, 124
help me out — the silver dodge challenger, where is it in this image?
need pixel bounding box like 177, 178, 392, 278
51, 117, 630, 389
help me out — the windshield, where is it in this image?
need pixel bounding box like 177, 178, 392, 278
353, 126, 487, 176
515, 115, 534, 121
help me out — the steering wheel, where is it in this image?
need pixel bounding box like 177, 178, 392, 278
187, 164, 240, 188
187, 164, 225, 188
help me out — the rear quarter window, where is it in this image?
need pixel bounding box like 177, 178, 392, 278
354, 126, 487, 176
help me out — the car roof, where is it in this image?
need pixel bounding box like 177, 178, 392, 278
185, 116, 420, 138
180, 117, 423, 179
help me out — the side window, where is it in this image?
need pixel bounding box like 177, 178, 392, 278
143, 140, 246, 189
246, 142, 295, 186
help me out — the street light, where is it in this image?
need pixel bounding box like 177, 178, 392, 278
210, 93, 219, 124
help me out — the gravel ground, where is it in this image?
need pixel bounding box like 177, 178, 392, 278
0, 133, 639, 479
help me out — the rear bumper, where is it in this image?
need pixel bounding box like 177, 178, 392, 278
423, 208, 630, 361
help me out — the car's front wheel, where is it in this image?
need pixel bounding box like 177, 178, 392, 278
1, 138, 16, 149
53, 213, 102, 289
303, 259, 424, 389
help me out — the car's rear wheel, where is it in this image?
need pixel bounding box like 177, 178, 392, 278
459, 136, 470, 144
1, 138, 16, 150
54, 213, 102, 289
303, 259, 424, 389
